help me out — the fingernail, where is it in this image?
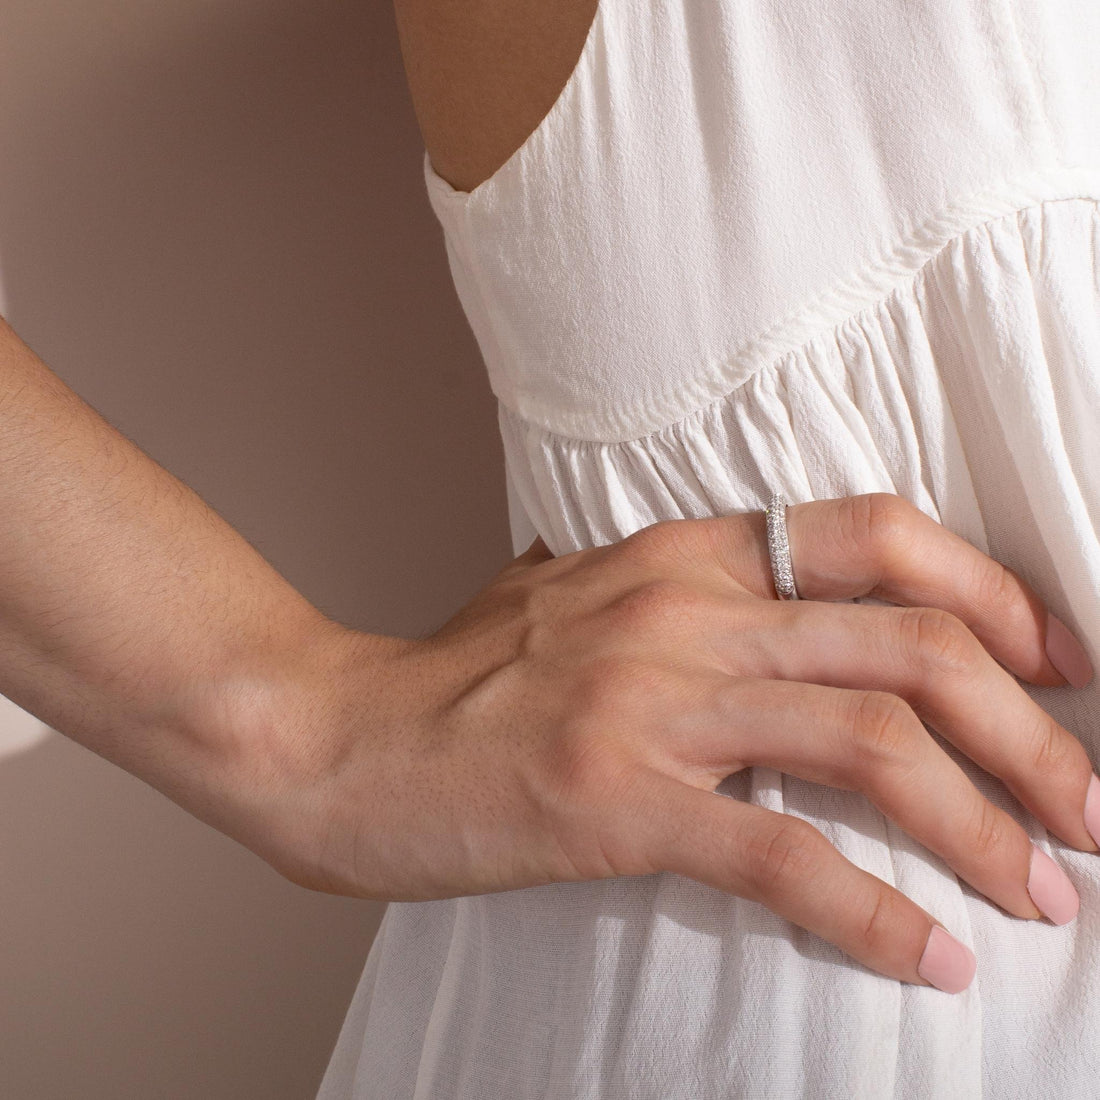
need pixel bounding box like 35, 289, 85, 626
1027, 845, 1080, 924
1045, 612, 1094, 688
1084, 775, 1100, 851
917, 924, 976, 993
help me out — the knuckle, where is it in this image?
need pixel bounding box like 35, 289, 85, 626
741, 817, 823, 896
604, 577, 699, 634
860, 885, 902, 951
541, 758, 645, 880
966, 798, 1009, 863
843, 492, 917, 564
900, 605, 977, 678
554, 657, 667, 794
849, 690, 919, 771
570, 654, 643, 719
620, 518, 701, 570
552, 711, 624, 805
969, 560, 1019, 618
1026, 714, 1074, 779
621, 519, 682, 557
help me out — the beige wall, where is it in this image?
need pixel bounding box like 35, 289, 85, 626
0, 1, 511, 1096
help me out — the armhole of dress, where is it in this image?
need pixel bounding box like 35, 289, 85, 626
423, 0, 609, 206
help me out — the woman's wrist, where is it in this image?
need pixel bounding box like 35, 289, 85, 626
182, 614, 409, 886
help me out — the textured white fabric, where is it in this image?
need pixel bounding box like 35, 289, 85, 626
318, 1, 1100, 1095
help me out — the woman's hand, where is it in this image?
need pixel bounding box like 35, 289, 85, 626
257, 492, 1096, 994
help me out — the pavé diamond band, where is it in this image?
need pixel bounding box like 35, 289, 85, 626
764, 493, 801, 601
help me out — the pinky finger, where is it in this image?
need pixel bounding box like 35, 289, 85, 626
638, 774, 977, 993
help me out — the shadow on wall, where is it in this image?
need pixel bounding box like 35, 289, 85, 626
0, 0, 511, 1096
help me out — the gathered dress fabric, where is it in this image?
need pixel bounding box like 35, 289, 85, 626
318, 1, 1100, 1095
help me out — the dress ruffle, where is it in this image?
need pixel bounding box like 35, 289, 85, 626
501, 196, 1100, 571
481, 195, 1100, 1096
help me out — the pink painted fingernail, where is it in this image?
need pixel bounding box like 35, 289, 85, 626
1045, 613, 1093, 688
1084, 775, 1100, 851
1027, 845, 1080, 924
917, 924, 976, 993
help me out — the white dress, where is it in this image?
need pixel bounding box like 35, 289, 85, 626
318, 1, 1100, 1095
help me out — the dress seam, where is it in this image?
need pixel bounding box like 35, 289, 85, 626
495, 163, 1100, 445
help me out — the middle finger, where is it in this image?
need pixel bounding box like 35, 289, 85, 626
703, 598, 1100, 856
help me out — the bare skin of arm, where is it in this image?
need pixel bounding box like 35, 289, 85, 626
0, 0, 597, 858
393, 0, 599, 193
0, 315, 396, 864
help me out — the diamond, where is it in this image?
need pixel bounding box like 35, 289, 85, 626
765, 493, 800, 600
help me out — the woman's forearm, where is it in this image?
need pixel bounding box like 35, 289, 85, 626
0, 314, 378, 849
